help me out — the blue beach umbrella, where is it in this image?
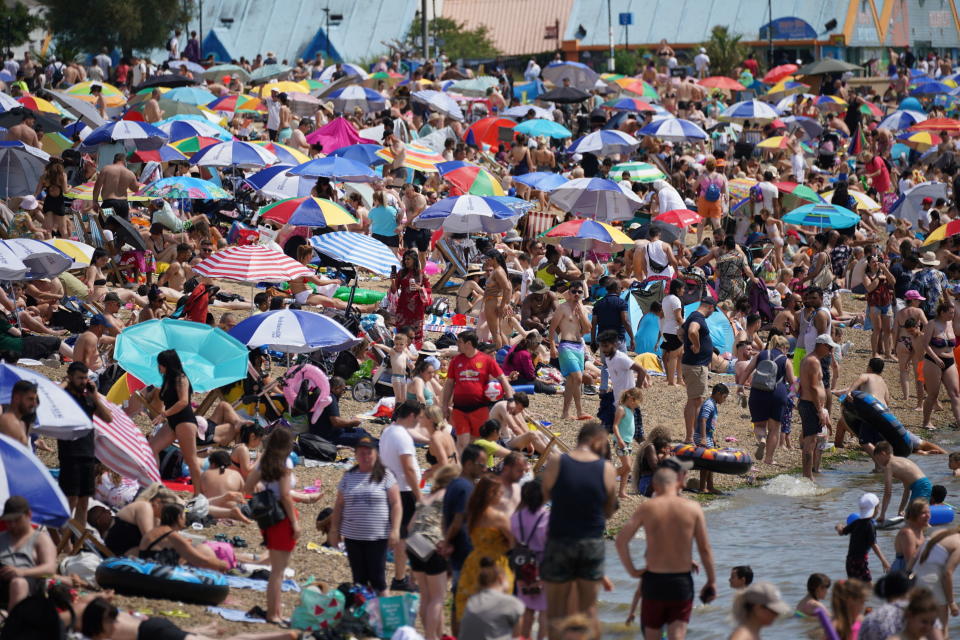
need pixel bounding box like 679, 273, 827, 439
548, 177, 644, 222
412, 195, 521, 233
287, 156, 378, 182
156, 116, 233, 141
327, 144, 386, 166
164, 86, 218, 105
782, 203, 860, 229
0, 434, 70, 526
82, 120, 168, 150
229, 309, 359, 354
879, 109, 927, 131
566, 129, 639, 155
309, 231, 402, 275
911, 81, 953, 96
244, 164, 310, 200
328, 85, 386, 113
513, 172, 569, 192
0, 363, 92, 440
190, 140, 278, 168
513, 119, 572, 139
638, 117, 708, 142
719, 99, 780, 122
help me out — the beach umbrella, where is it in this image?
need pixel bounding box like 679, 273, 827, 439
897, 130, 941, 151
654, 209, 702, 228
465, 117, 516, 148
156, 116, 233, 141
309, 231, 401, 275
795, 58, 861, 76
257, 196, 357, 227
411, 90, 464, 121
250, 141, 309, 165
601, 97, 655, 112
229, 309, 359, 354
699, 76, 745, 91
249, 63, 293, 85
859, 101, 885, 119
0, 141, 50, 198
103, 214, 148, 251
0, 92, 19, 111
911, 81, 953, 96
638, 117, 708, 142
287, 156, 378, 182
82, 120, 168, 151
244, 164, 310, 200
328, 85, 386, 113
327, 143, 386, 166
719, 99, 779, 122
131, 74, 195, 91
763, 64, 799, 84
821, 189, 881, 212
813, 95, 848, 111
502, 104, 554, 120
910, 117, 960, 133
513, 118, 572, 139
781, 115, 823, 139
375, 142, 446, 172
318, 63, 369, 82
763, 79, 810, 100
774, 93, 817, 112
65, 181, 150, 202
513, 171, 568, 192
773, 182, 824, 207
540, 218, 633, 252
128, 144, 188, 164
610, 161, 667, 183
65, 81, 125, 107
549, 177, 643, 222
0, 104, 61, 135
436, 161, 505, 196
889, 181, 949, 227
164, 86, 218, 105
46, 90, 106, 128
922, 220, 960, 246
201, 64, 251, 83
16, 95, 60, 117
189, 140, 278, 168
40, 132, 72, 156
206, 94, 264, 113
138, 176, 232, 199
756, 136, 814, 155
171, 60, 205, 75
542, 61, 599, 91
0, 363, 92, 440
93, 399, 161, 487
192, 244, 311, 283
50, 238, 94, 269
782, 203, 860, 228
567, 129, 639, 156
0, 243, 27, 280
449, 76, 499, 97
115, 319, 248, 392
250, 80, 309, 98
412, 195, 521, 233
3, 238, 71, 278
538, 86, 590, 104
0, 434, 69, 527
168, 135, 221, 157
613, 78, 659, 100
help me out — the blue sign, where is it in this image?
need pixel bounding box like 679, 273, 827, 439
759, 16, 817, 40
619, 12, 633, 26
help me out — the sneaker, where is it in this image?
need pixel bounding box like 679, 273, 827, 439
583, 384, 598, 396
391, 576, 419, 592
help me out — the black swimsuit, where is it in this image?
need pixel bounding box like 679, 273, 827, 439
104, 517, 142, 556
161, 375, 197, 427
138, 529, 180, 564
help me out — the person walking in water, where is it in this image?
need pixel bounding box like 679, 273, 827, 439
798, 334, 837, 481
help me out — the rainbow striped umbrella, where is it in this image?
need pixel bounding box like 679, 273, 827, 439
610, 161, 666, 183
859, 101, 884, 119
774, 181, 824, 209
764, 79, 809, 100
128, 144, 188, 163
436, 161, 504, 196
66, 181, 151, 202
207, 94, 265, 113
922, 219, 960, 246
65, 81, 126, 107
756, 136, 814, 154
614, 78, 658, 100
138, 176, 232, 200
897, 130, 941, 151
169, 135, 221, 156
251, 140, 310, 164
40, 132, 72, 156
375, 142, 445, 172
814, 95, 848, 111
257, 196, 357, 227
601, 97, 656, 112
18, 95, 60, 114
541, 218, 633, 252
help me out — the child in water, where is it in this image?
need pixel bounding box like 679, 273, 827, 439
836, 492, 890, 583
696, 383, 729, 494
612, 388, 643, 499
796, 573, 831, 617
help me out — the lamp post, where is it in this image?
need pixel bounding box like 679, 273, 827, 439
607, 0, 614, 72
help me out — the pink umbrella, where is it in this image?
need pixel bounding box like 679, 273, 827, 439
655, 209, 702, 228
94, 400, 161, 487
306, 116, 377, 153
193, 245, 311, 282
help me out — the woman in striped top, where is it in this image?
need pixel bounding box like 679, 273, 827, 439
329, 436, 401, 595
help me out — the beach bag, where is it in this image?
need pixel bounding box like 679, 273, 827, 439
158, 445, 185, 480
405, 501, 443, 562
246, 489, 285, 529
751, 352, 785, 392
297, 433, 338, 462
508, 510, 545, 586
704, 179, 721, 202
291, 585, 345, 632
750, 184, 764, 203
362, 594, 419, 639
184, 495, 209, 525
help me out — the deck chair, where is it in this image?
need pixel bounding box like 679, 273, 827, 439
194, 388, 224, 417
433, 236, 477, 290
531, 421, 571, 473
88, 213, 136, 286
56, 521, 113, 558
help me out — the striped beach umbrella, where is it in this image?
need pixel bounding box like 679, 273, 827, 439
566, 129, 639, 155
821, 189, 882, 212
83, 120, 168, 150
251, 141, 310, 164
549, 177, 644, 222
309, 231, 401, 275
50, 238, 95, 268
375, 142, 446, 172
244, 164, 310, 200
189, 140, 278, 168
329, 85, 387, 113
719, 99, 779, 122
65, 81, 125, 107
17, 95, 60, 114
413, 195, 521, 233
437, 161, 505, 196
40, 132, 73, 156
318, 63, 369, 82
128, 144, 188, 163
878, 109, 926, 131
813, 95, 848, 111
66, 181, 150, 202
859, 101, 884, 119
192, 244, 311, 282
763, 64, 799, 84
541, 218, 633, 252
897, 130, 941, 151
638, 117, 708, 142
909, 117, 960, 133
229, 309, 359, 354
169, 135, 221, 156
613, 78, 659, 100
156, 117, 233, 141
774, 93, 817, 112
206, 94, 265, 113
912, 81, 954, 96
922, 219, 960, 246
601, 97, 656, 112
610, 161, 667, 183
94, 400, 161, 487
257, 196, 357, 227
763, 80, 809, 100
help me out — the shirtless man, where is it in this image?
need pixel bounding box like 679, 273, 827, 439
0, 380, 38, 444
73, 315, 108, 373
771, 293, 799, 337
99, 292, 126, 346
158, 243, 193, 291
92, 153, 138, 219
6, 112, 39, 148
498, 452, 527, 514
798, 334, 837, 481
143, 89, 163, 123
615, 465, 717, 640
288, 118, 311, 154
874, 441, 932, 522
549, 281, 592, 420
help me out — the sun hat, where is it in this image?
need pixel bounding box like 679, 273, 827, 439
19, 195, 38, 210
465, 263, 485, 278
919, 251, 941, 267
528, 278, 549, 294
733, 582, 792, 622
858, 492, 880, 519
419, 341, 438, 355
905, 289, 926, 301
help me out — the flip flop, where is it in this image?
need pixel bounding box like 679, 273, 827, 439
576, 414, 594, 421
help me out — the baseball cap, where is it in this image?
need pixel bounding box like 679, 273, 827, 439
922, 197, 934, 207
735, 582, 792, 618
354, 436, 377, 449
103, 292, 121, 304
816, 333, 840, 349
905, 289, 926, 301
858, 492, 880, 519
658, 455, 694, 472
0, 496, 29, 520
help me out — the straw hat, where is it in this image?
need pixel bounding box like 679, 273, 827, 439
919, 251, 941, 267
465, 263, 485, 278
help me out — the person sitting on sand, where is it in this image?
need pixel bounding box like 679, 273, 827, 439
873, 441, 932, 522
199, 450, 253, 523
137, 503, 229, 572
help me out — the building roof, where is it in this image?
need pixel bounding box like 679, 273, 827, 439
442, 0, 574, 56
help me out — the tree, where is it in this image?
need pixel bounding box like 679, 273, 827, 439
703, 25, 746, 78
0, 2, 43, 53
406, 17, 499, 62
39, 0, 191, 57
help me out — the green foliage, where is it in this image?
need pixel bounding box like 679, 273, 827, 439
407, 17, 499, 62
613, 49, 640, 76
703, 25, 746, 77
39, 0, 192, 56
0, 2, 43, 50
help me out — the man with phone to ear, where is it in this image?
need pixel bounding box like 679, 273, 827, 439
615, 460, 717, 640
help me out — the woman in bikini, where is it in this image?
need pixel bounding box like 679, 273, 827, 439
509, 134, 533, 176
761, 208, 785, 270
456, 266, 484, 314
420, 404, 457, 485
84, 248, 110, 303
920, 299, 960, 430
481, 249, 513, 349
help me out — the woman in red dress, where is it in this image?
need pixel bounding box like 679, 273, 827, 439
391, 249, 432, 348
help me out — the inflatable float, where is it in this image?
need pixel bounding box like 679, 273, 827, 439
333, 286, 385, 304
841, 391, 914, 457
671, 443, 753, 475
96, 557, 230, 605
845, 504, 954, 528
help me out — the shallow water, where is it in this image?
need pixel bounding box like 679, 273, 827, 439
601, 435, 960, 639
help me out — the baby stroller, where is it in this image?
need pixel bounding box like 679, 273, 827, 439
677, 267, 709, 306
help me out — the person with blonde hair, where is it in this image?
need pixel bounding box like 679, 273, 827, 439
420, 404, 457, 485
830, 579, 871, 640
728, 581, 790, 639
909, 525, 960, 632
613, 388, 643, 499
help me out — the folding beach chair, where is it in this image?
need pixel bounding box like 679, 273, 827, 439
433, 236, 477, 290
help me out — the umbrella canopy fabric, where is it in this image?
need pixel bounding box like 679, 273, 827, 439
104, 214, 148, 252
448, 76, 499, 97
763, 64, 799, 83
813, 95, 848, 111
411, 90, 464, 121
304, 117, 378, 153
251, 81, 309, 98
138, 176, 232, 199
601, 97, 656, 112
513, 172, 568, 192
878, 109, 927, 131
131, 73, 196, 91
3, 238, 71, 278
889, 181, 949, 226
911, 81, 953, 96
94, 399, 161, 487
51, 238, 95, 269
251, 141, 309, 165
0, 244, 27, 280
542, 61, 599, 91
206, 94, 264, 113
0, 433, 70, 527
795, 58, 861, 76
910, 118, 960, 133
114, 319, 248, 392
923, 220, 960, 246
189, 140, 278, 168
257, 197, 357, 227
699, 76, 746, 91
637, 117, 708, 142
0, 363, 92, 440
782, 203, 860, 228
567, 129, 639, 156
164, 86, 218, 105
549, 177, 643, 222
66, 181, 150, 202
47, 90, 107, 127
244, 164, 310, 200
65, 81, 125, 107
329, 85, 386, 113
538, 86, 590, 104
287, 156, 378, 182
763, 80, 810, 100
192, 244, 311, 283
156, 117, 233, 141
128, 144, 188, 163
610, 161, 667, 183
166, 135, 220, 157
781, 115, 824, 139
229, 310, 359, 354
897, 130, 941, 151
318, 63, 369, 82
822, 189, 881, 212
436, 161, 505, 196
413, 195, 520, 233
309, 231, 401, 275
249, 64, 293, 84
327, 144, 386, 166
773, 182, 823, 206
541, 218, 633, 252
654, 209, 702, 228
201, 64, 252, 83
0, 141, 50, 198
513, 118, 572, 139
83, 120, 168, 150
465, 117, 516, 148
719, 99, 779, 122
375, 142, 446, 172
502, 105, 554, 120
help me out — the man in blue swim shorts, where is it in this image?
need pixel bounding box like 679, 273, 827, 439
549, 281, 592, 421
873, 441, 933, 522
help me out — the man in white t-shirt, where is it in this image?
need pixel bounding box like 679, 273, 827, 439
694, 47, 710, 78
266, 89, 281, 141
752, 170, 780, 217
598, 329, 650, 401
377, 401, 422, 592
660, 279, 686, 386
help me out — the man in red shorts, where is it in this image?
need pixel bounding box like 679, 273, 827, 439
614, 464, 717, 640
440, 330, 516, 453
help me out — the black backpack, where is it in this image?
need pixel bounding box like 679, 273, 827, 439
297, 433, 338, 461
158, 445, 184, 480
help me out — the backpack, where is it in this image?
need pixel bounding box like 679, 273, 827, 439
704, 180, 721, 202
296, 433, 338, 461
750, 184, 764, 203
158, 445, 185, 480
508, 510, 546, 588
751, 352, 785, 392
50, 62, 64, 87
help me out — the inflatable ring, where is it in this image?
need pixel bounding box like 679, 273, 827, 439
96, 557, 229, 605
334, 286, 385, 304
845, 505, 955, 528
671, 444, 753, 475
841, 391, 913, 457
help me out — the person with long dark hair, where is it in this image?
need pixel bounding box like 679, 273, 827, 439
481, 249, 512, 349
148, 349, 204, 495
511, 478, 550, 639
391, 248, 432, 348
